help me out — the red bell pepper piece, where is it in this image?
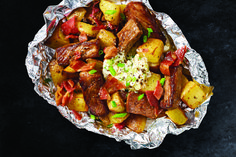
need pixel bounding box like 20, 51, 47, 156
61, 16, 79, 35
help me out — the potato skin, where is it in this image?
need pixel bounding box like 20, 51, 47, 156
49, 59, 66, 86
126, 114, 147, 133
140, 72, 161, 92
181, 81, 206, 109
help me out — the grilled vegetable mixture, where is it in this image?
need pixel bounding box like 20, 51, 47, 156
46, 0, 213, 133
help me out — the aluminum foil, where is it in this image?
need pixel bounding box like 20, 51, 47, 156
25, 0, 213, 149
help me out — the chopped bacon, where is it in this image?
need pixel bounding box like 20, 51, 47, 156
89, 1, 106, 31
153, 80, 163, 100
55, 85, 65, 106
160, 51, 177, 76
103, 74, 126, 94
72, 110, 82, 120
99, 86, 110, 100
62, 91, 74, 106
114, 122, 126, 130
70, 60, 86, 71
78, 62, 96, 72
172, 46, 187, 66
61, 16, 79, 35
65, 34, 79, 39
79, 31, 88, 43
104, 46, 118, 59
145, 91, 159, 107
61, 79, 76, 93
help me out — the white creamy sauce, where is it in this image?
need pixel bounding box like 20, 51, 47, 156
103, 52, 151, 91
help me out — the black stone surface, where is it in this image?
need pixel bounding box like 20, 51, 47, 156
1, 0, 236, 156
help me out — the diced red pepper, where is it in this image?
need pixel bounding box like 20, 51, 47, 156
145, 91, 159, 107
99, 86, 111, 100
103, 74, 126, 94
153, 80, 163, 100
72, 110, 82, 120
172, 46, 187, 66
61, 16, 79, 36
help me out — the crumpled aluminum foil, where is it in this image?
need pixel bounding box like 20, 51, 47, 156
25, 0, 213, 149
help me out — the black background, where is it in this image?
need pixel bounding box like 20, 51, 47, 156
1, 0, 236, 156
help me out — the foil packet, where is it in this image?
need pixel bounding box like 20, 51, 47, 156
25, 0, 213, 149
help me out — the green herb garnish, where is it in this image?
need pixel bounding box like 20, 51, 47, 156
138, 93, 144, 101
117, 63, 125, 67
99, 50, 104, 55
88, 69, 97, 74
160, 78, 166, 86
105, 10, 117, 15
126, 82, 130, 87
120, 13, 126, 20
143, 35, 147, 43
109, 66, 116, 76
132, 77, 137, 82
112, 113, 127, 118
111, 101, 117, 108
147, 28, 153, 37
90, 114, 96, 120
107, 123, 113, 128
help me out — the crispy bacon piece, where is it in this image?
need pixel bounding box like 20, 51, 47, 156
99, 86, 110, 100
172, 46, 187, 66
160, 51, 177, 76
103, 74, 126, 94
78, 31, 88, 43
153, 80, 163, 100
117, 18, 143, 54
56, 39, 100, 66
79, 71, 109, 116
124, 2, 166, 42
61, 16, 79, 35
160, 66, 182, 109
126, 92, 158, 119
104, 45, 118, 59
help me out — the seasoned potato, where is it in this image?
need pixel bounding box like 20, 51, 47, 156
67, 92, 88, 112
49, 59, 66, 86
45, 22, 70, 49
97, 29, 116, 49
67, 7, 87, 22
126, 114, 147, 133
86, 58, 103, 71
108, 112, 129, 124
165, 107, 188, 125
107, 92, 125, 112
181, 81, 206, 109
181, 74, 189, 90
140, 72, 161, 92
99, 0, 121, 25
137, 38, 164, 65
77, 22, 99, 37
119, 4, 127, 13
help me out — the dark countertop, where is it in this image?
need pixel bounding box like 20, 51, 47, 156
1, 0, 235, 156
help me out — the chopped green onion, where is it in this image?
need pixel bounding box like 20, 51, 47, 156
143, 35, 147, 43
117, 63, 125, 67
107, 123, 113, 128
111, 101, 117, 108
88, 69, 97, 74
90, 114, 96, 120
147, 28, 153, 37
109, 66, 116, 76
138, 93, 144, 101
120, 13, 126, 20
106, 59, 114, 66
105, 10, 117, 15
44, 78, 51, 84
160, 78, 166, 86
112, 113, 127, 118
132, 77, 137, 82
99, 50, 104, 55
126, 82, 130, 87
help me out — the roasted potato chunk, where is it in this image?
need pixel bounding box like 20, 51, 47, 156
86, 58, 103, 71
67, 92, 88, 112
77, 22, 99, 37
49, 59, 66, 86
140, 72, 161, 92
181, 81, 206, 109
137, 38, 164, 65
97, 29, 116, 49
99, 0, 121, 25
108, 112, 129, 124
126, 114, 146, 133
67, 7, 87, 22
45, 22, 70, 49
107, 92, 125, 112
165, 107, 188, 125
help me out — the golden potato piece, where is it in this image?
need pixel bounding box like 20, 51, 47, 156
107, 92, 125, 112
165, 107, 188, 125
137, 38, 164, 65
77, 22, 99, 37
49, 59, 66, 86
67, 92, 88, 112
67, 7, 87, 22
86, 58, 103, 71
99, 0, 121, 25
45, 22, 70, 49
181, 81, 206, 109
97, 29, 116, 49
108, 112, 129, 124
126, 114, 147, 133
140, 72, 161, 92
